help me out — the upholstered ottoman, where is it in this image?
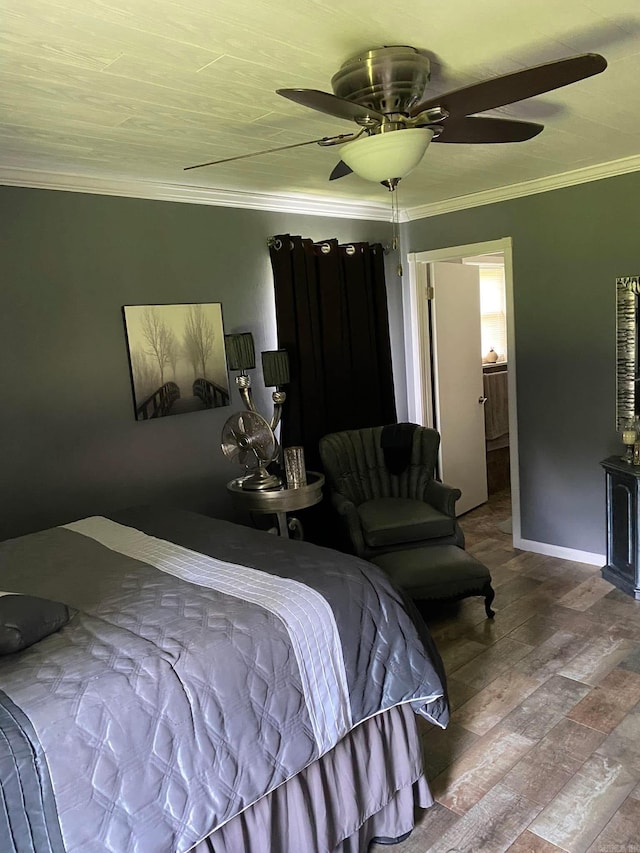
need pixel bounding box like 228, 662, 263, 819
372, 545, 495, 618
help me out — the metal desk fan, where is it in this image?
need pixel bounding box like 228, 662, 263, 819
221, 410, 282, 490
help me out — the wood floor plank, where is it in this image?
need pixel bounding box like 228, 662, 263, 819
502, 551, 550, 574
556, 575, 615, 611
511, 555, 593, 583
462, 593, 555, 645
450, 636, 534, 690
381, 494, 640, 853
508, 831, 566, 852
582, 594, 640, 641
567, 668, 640, 733
506, 614, 572, 646
619, 644, 640, 674
528, 753, 637, 852
426, 783, 542, 853
508, 607, 600, 643
445, 676, 479, 712
497, 675, 590, 742
427, 610, 487, 647
559, 636, 638, 686
502, 746, 584, 808
599, 621, 640, 643
430, 728, 535, 814
502, 719, 606, 806
586, 794, 640, 852
466, 544, 513, 564
439, 637, 488, 673
452, 670, 543, 735
419, 720, 480, 781
536, 717, 608, 761
485, 574, 542, 608
596, 701, 640, 775
517, 631, 589, 683
452, 613, 509, 649
590, 587, 640, 615
529, 575, 591, 602
475, 562, 520, 588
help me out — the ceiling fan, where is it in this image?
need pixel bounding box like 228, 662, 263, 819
185, 45, 607, 186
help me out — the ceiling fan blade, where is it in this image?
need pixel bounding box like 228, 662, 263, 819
411, 53, 607, 118
184, 133, 355, 170
277, 88, 385, 125
432, 115, 544, 143
329, 160, 353, 180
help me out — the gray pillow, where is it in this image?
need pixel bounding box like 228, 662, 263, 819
0, 592, 71, 655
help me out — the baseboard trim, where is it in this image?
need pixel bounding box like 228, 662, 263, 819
515, 537, 605, 567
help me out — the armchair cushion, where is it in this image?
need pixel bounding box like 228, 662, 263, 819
319, 423, 464, 557
358, 498, 456, 549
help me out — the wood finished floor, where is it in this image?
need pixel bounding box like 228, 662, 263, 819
373, 490, 640, 853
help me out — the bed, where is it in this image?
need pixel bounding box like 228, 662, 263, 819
0, 506, 449, 853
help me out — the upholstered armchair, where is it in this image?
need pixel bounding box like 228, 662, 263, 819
319, 423, 464, 559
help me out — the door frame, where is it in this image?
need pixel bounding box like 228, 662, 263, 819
403, 237, 521, 544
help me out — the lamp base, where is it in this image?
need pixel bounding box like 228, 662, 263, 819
622, 444, 635, 464
240, 466, 283, 491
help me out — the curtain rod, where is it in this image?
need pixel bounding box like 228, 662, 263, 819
267, 237, 382, 256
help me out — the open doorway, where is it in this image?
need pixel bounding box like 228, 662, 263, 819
403, 237, 520, 545
463, 253, 510, 501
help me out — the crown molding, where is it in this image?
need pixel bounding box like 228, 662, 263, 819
4, 153, 640, 225
404, 153, 640, 220
0, 167, 392, 222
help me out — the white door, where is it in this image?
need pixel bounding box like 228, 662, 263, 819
429, 261, 488, 515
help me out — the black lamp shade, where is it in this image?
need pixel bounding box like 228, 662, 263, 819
262, 349, 290, 387
225, 333, 255, 371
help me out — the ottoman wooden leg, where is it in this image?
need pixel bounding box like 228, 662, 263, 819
483, 581, 496, 619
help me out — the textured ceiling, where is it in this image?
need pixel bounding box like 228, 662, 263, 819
2, 0, 640, 214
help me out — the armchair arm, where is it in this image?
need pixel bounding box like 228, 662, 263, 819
331, 492, 366, 557
423, 480, 461, 517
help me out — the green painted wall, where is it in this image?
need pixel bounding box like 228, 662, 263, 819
5, 172, 636, 553
0, 186, 398, 539
404, 170, 640, 555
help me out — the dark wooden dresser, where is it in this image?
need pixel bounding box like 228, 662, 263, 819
601, 455, 640, 599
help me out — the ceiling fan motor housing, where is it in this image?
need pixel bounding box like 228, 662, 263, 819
331, 45, 431, 116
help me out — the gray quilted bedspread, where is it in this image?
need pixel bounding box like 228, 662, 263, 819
0, 508, 448, 853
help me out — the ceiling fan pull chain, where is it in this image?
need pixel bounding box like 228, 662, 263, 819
389, 185, 403, 277
392, 188, 398, 251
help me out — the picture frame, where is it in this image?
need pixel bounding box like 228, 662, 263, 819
122, 302, 230, 420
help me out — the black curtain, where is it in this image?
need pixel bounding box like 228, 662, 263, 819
269, 235, 397, 472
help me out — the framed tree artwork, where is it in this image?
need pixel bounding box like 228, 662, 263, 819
122, 302, 230, 420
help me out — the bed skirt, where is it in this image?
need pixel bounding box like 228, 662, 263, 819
192, 703, 432, 853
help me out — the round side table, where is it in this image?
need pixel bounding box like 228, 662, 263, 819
226, 471, 324, 539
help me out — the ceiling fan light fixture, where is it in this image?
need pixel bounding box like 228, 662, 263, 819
340, 128, 434, 182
